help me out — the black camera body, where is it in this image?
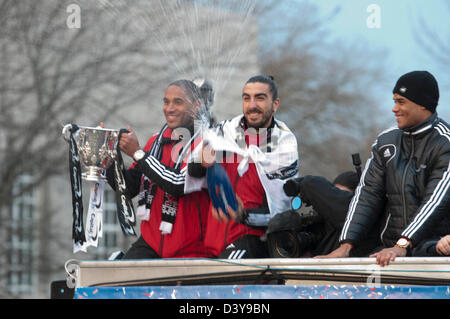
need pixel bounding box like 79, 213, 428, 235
266, 209, 321, 258
266, 175, 325, 258
269, 153, 362, 258
267, 227, 320, 258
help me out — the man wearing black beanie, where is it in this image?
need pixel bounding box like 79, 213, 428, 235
318, 70, 450, 263
393, 70, 439, 114
392, 70, 440, 129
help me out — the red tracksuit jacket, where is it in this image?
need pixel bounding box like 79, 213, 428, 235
203, 146, 267, 257
127, 127, 212, 258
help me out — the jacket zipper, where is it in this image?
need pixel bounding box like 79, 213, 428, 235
159, 234, 164, 257
223, 169, 241, 248
197, 203, 203, 240
224, 221, 230, 249
157, 136, 176, 258
401, 135, 415, 228
380, 213, 391, 245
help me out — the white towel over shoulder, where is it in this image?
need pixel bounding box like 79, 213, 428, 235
185, 115, 299, 223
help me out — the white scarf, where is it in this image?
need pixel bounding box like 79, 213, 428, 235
185, 115, 299, 225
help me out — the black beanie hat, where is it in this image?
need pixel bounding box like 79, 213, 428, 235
393, 71, 439, 113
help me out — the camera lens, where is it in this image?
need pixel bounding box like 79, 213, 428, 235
268, 231, 299, 258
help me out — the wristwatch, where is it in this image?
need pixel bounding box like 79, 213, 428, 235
395, 237, 411, 249
133, 149, 146, 161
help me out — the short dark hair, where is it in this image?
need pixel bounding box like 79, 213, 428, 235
333, 171, 359, 192
246, 75, 278, 100
168, 79, 201, 104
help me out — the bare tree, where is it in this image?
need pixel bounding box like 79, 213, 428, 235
0, 0, 267, 297
413, 1, 450, 92
258, 2, 388, 179
0, 0, 196, 297
0, 0, 157, 202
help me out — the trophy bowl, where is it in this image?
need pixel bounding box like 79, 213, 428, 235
64, 124, 120, 182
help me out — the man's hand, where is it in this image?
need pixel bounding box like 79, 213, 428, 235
200, 141, 216, 168
369, 245, 407, 267
314, 243, 353, 258
100, 123, 141, 158
119, 125, 141, 158
436, 235, 450, 256
211, 196, 244, 223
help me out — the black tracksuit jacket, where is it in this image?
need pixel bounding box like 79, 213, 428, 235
339, 113, 450, 249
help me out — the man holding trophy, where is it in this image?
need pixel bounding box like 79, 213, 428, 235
103, 79, 212, 259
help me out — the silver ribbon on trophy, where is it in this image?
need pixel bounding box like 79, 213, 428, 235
85, 181, 104, 249
63, 124, 136, 253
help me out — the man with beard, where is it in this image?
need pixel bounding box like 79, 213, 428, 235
188, 75, 299, 259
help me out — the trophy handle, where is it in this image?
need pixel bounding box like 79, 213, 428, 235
62, 124, 73, 142
119, 128, 130, 136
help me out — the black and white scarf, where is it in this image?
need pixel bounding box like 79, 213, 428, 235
136, 125, 200, 235
113, 129, 137, 237
67, 125, 136, 253
68, 124, 86, 253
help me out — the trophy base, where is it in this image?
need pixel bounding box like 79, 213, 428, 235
82, 166, 107, 182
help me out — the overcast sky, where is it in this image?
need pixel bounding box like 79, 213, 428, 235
312, 0, 450, 123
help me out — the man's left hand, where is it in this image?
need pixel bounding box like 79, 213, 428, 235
436, 235, 450, 256
211, 196, 244, 223
369, 246, 407, 267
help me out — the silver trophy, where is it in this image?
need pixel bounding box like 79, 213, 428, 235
63, 124, 119, 182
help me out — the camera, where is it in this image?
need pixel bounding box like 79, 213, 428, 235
266, 210, 321, 258
267, 229, 320, 258
267, 176, 325, 258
